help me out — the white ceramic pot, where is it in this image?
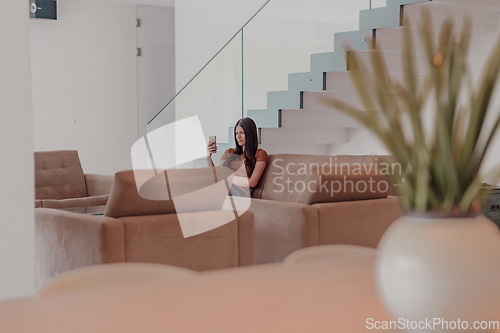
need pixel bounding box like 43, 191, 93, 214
376, 214, 500, 332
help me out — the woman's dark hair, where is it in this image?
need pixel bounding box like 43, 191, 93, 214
224, 117, 259, 176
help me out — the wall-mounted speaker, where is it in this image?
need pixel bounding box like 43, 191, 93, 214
30, 0, 57, 20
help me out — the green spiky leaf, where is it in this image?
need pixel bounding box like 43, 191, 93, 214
322, 9, 500, 214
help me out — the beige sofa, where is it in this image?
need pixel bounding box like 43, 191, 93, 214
35, 167, 254, 286
35, 153, 402, 285
245, 154, 403, 264
35, 150, 113, 208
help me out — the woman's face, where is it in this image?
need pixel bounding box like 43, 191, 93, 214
235, 125, 246, 147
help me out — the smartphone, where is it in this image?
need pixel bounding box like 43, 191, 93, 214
208, 135, 216, 146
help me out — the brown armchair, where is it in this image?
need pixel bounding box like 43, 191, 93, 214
34, 150, 113, 208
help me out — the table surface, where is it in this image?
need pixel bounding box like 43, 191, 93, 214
0, 256, 394, 332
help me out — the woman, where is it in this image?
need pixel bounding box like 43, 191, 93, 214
207, 117, 268, 196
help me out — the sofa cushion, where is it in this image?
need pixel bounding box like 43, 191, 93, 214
254, 154, 401, 204
35, 150, 88, 200
105, 167, 235, 218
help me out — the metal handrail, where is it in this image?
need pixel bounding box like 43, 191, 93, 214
148, 0, 272, 125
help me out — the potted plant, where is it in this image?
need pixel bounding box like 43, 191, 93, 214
324, 10, 500, 328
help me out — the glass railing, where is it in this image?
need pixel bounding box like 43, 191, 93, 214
147, 0, 392, 165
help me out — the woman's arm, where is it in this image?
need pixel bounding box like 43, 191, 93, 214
231, 161, 267, 188
247, 161, 267, 188
207, 155, 215, 167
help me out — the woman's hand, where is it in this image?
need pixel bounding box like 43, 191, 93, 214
207, 142, 217, 156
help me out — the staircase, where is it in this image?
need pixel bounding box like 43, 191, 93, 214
246, 0, 500, 158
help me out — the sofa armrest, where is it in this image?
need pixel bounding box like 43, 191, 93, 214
117, 209, 252, 271
313, 197, 403, 248
35, 208, 124, 287
40, 195, 109, 209
232, 197, 318, 264
85, 174, 114, 196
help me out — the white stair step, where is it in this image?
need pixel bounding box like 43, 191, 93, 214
325, 70, 426, 92
302, 91, 364, 110
302, 89, 401, 111
376, 25, 498, 52
262, 130, 389, 156
260, 127, 350, 145
375, 27, 498, 81
376, 26, 426, 51
255, 0, 500, 160
434, 0, 500, 9
348, 49, 428, 74
324, 72, 353, 92
280, 109, 360, 128
327, 128, 390, 156
403, 2, 500, 33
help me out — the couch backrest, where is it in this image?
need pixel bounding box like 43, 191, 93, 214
104, 167, 235, 218
253, 154, 401, 204
35, 150, 88, 200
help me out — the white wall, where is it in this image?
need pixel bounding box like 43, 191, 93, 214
137, 6, 175, 137
30, 0, 138, 175
172, 0, 369, 145
0, 0, 35, 300
175, 0, 268, 89
170, 0, 267, 144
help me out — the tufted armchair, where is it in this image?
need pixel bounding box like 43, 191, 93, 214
34, 150, 113, 209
